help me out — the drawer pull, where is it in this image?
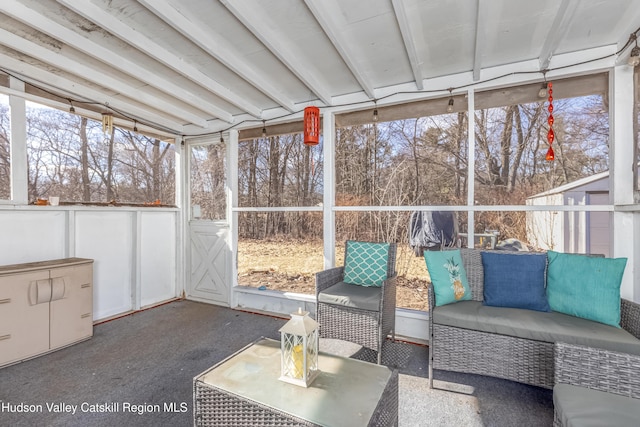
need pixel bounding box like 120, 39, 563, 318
0, 298, 10, 304
81, 313, 91, 319
0, 334, 10, 341
81, 283, 91, 288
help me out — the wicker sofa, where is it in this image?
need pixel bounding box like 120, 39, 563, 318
427, 248, 640, 389
554, 342, 640, 426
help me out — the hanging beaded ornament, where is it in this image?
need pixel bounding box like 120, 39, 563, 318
545, 82, 555, 161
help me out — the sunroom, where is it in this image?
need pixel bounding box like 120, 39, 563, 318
1, 0, 640, 425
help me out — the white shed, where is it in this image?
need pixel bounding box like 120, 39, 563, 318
526, 171, 610, 257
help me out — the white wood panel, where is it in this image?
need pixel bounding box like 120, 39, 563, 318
75, 211, 133, 320
140, 212, 177, 307
0, 211, 66, 264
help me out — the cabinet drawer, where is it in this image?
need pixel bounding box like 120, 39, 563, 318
0, 271, 50, 367
49, 263, 93, 349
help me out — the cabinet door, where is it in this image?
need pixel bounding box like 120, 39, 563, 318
0, 271, 51, 367
49, 263, 93, 349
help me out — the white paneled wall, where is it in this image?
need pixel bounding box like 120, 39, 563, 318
75, 210, 134, 320
0, 206, 179, 321
140, 211, 177, 307
0, 210, 67, 262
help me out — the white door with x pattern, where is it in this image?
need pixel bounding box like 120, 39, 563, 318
186, 141, 230, 306
188, 221, 230, 305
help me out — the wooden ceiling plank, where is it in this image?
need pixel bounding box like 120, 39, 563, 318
139, 0, 296, 113
538, 0, 579, 70
57, 0, 262, 118
391, 0, 423, 90
0, 51, 185, 131
220, 0, 333, 106
304, 0, 375, 99
0, 0, 232, 123
0, 27, 208, 128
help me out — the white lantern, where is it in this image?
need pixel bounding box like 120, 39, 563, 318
279, 308, 319, 387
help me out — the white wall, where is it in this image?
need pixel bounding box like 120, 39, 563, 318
0, 206, 179, 321
526, 194, 564, 251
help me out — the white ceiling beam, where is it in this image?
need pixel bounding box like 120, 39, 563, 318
391, 0, 423, 90
138, 0, 296, 113
538, 0, 579, 70
57, 0, 262, 118
0, 27, 209, 128
0, 0, 230, 124
472, 0, 490, 81
220, 0, 333, 106
0, 51, 185, 132
304, 0, 375, 99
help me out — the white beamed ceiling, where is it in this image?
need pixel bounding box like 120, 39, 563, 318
0, 0, 638, 138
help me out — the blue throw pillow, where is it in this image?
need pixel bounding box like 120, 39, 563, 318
343, 241, 390, 287
546, 250, 626, 328
424, 250, 472, 306
481, 252, 550, 312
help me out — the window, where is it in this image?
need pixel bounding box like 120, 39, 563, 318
236, 132, 324, 292
474, 75, 610, 256
336, 107, 468, 206
238, 133, 323, 208
334, 103, 469, 311
190, 142, 227, 220
26, 102, 175, 204
474, 92, 609, 206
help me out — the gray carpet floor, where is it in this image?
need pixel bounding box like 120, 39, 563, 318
0, 300, 553, 426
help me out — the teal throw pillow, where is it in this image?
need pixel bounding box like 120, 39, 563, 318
343, 241, 390, 287
546, 250, 627, 328
424, 249, 472, 306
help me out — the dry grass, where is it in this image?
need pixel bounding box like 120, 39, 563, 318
237, 239, 429, 311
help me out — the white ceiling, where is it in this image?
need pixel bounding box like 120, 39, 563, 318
0, 0, 638, 138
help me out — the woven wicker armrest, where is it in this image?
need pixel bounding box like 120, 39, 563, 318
381, 274, 397, 314
621, 298, 640, 339
426, 283, 435, 314
315, 266, 344, 294
554, 342, 640, 399
382, 273, 397, 298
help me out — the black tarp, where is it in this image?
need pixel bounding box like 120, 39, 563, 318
409, 211, 459, 256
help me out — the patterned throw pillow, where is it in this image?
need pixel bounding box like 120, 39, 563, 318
343, 241, 390, 287
424, 249, 472, 306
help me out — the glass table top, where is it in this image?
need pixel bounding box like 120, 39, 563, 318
197, 338, 394, 427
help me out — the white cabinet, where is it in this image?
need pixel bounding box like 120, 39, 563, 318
0, 258, 93, 368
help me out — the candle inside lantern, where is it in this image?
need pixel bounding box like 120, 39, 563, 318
292, 344, 304, 378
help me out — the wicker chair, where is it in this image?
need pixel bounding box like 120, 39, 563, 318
315, 241, 397, 364
554, 342, 640, 426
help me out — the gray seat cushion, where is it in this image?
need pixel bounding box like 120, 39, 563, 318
317, 281, 381, 311
433, 301, 640, 355
554, 383, 640, 427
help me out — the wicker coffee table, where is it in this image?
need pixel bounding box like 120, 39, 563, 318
193, 338, 398, 426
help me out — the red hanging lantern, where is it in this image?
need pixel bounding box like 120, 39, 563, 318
303, 106, 320, 146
